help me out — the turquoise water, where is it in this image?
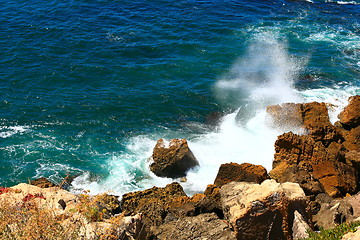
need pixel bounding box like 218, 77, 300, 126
1, 0, 360, 195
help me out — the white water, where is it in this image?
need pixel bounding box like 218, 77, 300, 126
71, 34, 360, 196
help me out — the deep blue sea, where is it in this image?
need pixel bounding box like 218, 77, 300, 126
1, 0, 359, 195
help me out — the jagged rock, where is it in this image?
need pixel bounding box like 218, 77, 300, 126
93, 193, 121, 218
150, 139, 199, 178
266, 103, 304, 130
120, 182, 203, 237
149, 213, 236, 240
292, 210, 311, 240
220, 179, 310, 240
270, 132, 358, 197
312, 193, 355, 229
30, 177, 56, 188
267, 102, 343, 146
339, 95, 360, 129
214, 162, 269, 188
343, 126, 360, 151
195, 184, 224, 218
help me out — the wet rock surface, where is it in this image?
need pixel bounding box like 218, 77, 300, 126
150, 139, 199, 178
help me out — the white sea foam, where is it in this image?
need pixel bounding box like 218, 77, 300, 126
71, 33, 360, 196
0, 126, 30, 138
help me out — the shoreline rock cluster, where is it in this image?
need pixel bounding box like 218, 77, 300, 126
1, 95, 360, 240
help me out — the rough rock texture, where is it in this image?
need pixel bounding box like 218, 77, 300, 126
269, 132, 358, 197
149, 213, 236, 240
150, 139, 199, 178
343, 126, 360, 151
30, 177, 56, 188
312, 193, 355, 229
0, 184, 142, 239
120, 182, 206, 237
220, 179, 310, 240
195, 184, 224, 218
214, 162, 269, 188
339, 95, 360, 129
292, 210, 311, 240
267, 102, 343, 146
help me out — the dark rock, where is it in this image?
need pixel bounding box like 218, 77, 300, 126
149, 213, 236, 240
195, 184, 224, 219
338, 95, 360, 129
150, 139, 199, 178
30, 177, 56, 188
214, 162, 269, 188
120, 182, 200, 237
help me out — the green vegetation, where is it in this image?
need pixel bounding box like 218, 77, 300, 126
304, 221, 360, 240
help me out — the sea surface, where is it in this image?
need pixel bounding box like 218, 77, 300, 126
1, 0, 359, 195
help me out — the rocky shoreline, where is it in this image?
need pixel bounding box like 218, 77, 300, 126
1, 96, 359, 240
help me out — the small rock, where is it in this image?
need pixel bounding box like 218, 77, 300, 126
214, 162, 268, 187
339, 95, 360, 129
150, 139, 199, 178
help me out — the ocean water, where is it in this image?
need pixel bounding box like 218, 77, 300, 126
1, 0, 359, 195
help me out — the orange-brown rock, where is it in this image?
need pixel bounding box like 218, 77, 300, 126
343, 126, 360, 151
120, 182, 206, 237
270, 132, 358, 197
150, 139, 199, 178
30, 177, 56, 188
195, 184, 224, 218
267, 102, 343, 146
214, 162, 268, 188
339, 95, 360, 129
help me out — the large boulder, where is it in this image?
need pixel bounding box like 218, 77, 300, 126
214, 162, 269, 187
338, 95, 360, 129
267, 102, 343, 146
312, 193, 355, 229
120, 182, 206, 237
150, 139, 199, 178
219, 179, 310, 240
149, 213, 236, 240
269, 132, 358, 197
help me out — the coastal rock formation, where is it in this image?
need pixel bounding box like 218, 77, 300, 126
149, 213, 236, 240
338, 95, 360, 129
0, 183, 142, 239
195, 184, 224, 218
30, 177, 57, 188
214, 162, 268, 187
150, 139, 199, 178
312, 193, 355, 229
120, 182, 206, 237
220, 179, 310, 240
269, 132, 358, 197
267, 102, 343, 146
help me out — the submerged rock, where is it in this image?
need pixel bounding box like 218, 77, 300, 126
214, 162, 268, 187
220, 179, 310, 240
150, 139, 199, 178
